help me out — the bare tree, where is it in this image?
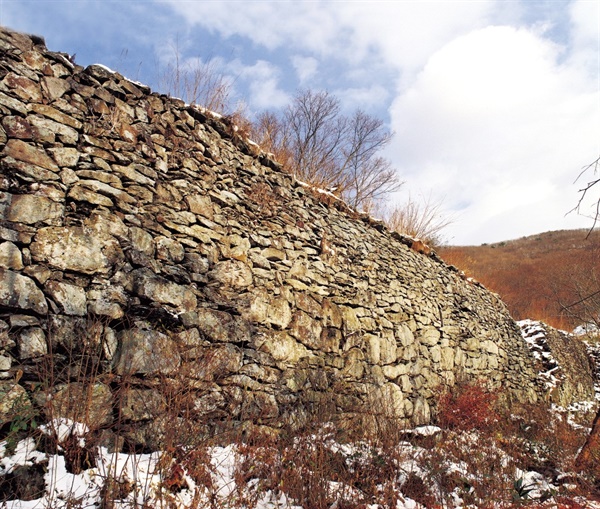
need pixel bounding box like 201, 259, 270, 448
285, 89, 347, 187
385, 194, 453, 247
571, 155, 600, 235
342, 111, 400, 209
571, 155, 600, 477
157, 39, 234, 114
554, 246, 600, 332
252, 89, 402, 211
252, 111, 293, 168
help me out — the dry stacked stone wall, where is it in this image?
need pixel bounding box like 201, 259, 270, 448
0, 27, 592, 447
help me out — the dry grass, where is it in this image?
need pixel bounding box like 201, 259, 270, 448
1, 317, 599, 507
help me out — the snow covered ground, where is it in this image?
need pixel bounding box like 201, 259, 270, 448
2, 418, 600, 508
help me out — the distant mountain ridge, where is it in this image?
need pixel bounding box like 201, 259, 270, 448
439, 229, 600, 330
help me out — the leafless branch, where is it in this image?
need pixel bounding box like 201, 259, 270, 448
252, 89, 402, 211
569, 155, 600, 238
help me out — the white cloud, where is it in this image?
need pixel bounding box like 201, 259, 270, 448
292, 55, 319, 85
228, 59, 290, 111
335, 85, 390, 112
388, 25, 600, 244
568, 0, 600, 76
161, 1, 344, 56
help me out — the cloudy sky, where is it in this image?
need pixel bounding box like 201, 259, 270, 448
1, 0, 599, 245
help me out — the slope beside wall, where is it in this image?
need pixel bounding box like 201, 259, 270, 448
0, 27, 592, 447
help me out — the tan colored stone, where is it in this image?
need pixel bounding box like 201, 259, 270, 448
396, 323, 415, 346
18, 327, 47, 359
0, 91, 27, 114
188, 344, 243, 380
155, 236, 185, 263
0, 241, 23, 269
257, 331, 311, 365
119, 388, 166, 421
412, 397, 431, 425
295, 292, 321, 317
31, 103, 83, 129
2, 139, 59, 172
322, 299, 342, 328
341, 306, 361, 331
28, 115, 78, 144
48, 147, 80, 167
0, 192, 64, 225
41, 76, 71, 100
382, 363, 409, 380
2, 116, 33, 139
45, 280, 87, 316
209, 260, 253, 289
68, 185, 114, 207
30, 226, 123, 275
186, 194, 214, 219
112, 163, 155, 185
289, 310, 322, 349
84, 211, 129, 241
3, 73, 42, 102
419, 326, 440, 346
47, 383, 113, 428
0, 382, 32, 426
369, 382, 405, 417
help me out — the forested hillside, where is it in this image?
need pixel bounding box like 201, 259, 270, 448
440, 229, 600, 331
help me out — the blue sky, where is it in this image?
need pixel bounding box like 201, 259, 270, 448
1, 0, 599, 245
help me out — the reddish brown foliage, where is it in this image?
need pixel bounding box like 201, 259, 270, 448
437, 381, 499, 431
440, 229, 600, 330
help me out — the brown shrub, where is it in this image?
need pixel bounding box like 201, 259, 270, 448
437, 380, 500, 431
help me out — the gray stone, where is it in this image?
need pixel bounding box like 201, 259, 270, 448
132, 268, 197, 311
0, 382, 32, 426
0, 269, 47, 314
114, 328, 180, 376
18, 327, 47, 359
47, 383, 113, 428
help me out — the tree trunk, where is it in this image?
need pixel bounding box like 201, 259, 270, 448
576, 406, 600, 476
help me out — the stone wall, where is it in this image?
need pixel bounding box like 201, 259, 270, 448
0, 27, 593, 446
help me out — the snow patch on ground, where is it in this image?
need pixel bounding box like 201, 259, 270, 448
518, 319, 564, 390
